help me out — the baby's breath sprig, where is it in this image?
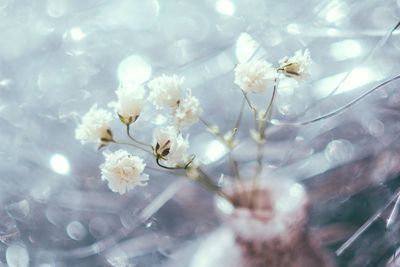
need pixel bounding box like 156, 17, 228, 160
74, 49, 312, 205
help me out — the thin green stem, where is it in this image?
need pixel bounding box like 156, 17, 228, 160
199, 116, 241, 180
251, 76, 280, 208
231, 97, 245, 141
193, 167, 230, 200
199, 117, 229, 146
126, 125, 153, 149
242, 91, 258, 130
111, 140, 153, 154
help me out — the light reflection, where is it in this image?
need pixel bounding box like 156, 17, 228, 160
117, 55, 152, 85
203, 140, 228, 164
330, 39, 362, 61
69, 27, 86, 41
286, 23, 300, 35
50, 154, 70, 175
215, 0, 235, 16
235, 33, 259, 63
320, 0, 349, 24
314, 67, 377, 97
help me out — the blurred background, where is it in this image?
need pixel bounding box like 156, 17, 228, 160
1, 0, 400, 266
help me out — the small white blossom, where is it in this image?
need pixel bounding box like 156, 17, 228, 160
148, 74, 183, 109
174, 90, 202, 128
110, 84, 145, 125
279, 49, 311, 80
153, 126, 189, 166
100, 149, 149, 194
234, 60, 277, 94
75, 104, 113, 144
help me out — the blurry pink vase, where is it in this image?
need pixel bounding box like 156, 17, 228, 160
190, 179, 336, 267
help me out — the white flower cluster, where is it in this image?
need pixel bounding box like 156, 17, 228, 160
147, 74, 202, 128
278, 49, 311, 80
75, 74, 202, 194
234, 49, 312, 93
148, 74, 183, 109
234, 60, 276, 94
76, 49, 312, 195
152, 126, 189, 167
110, 83, 145, 125
75, 104, 113, 144
100, 150, 149, 194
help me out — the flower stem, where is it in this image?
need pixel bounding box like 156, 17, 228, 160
188, 166, 230, 200
251, 76, 280, 208
111, 140, 153, 155
242, 91, 258, 130
126, 125, 153, 148
199, 117, 241, 180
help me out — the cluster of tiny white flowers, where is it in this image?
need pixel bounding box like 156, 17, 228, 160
153, 126, 189, 167
75, 104, 113, 144
147, 74, 202, 128
174, 90, 203, 128
109, 83, 145, 125
100, 150, 149, 194
148, 74, 183, 109
278, 49, 311, 80
75, 48, 312, 195
234, 60, 277, 94
234, 48, 312, 93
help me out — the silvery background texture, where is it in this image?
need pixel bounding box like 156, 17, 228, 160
1, 0, 400, 266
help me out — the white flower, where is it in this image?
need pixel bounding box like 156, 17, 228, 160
110, 84, 145, 125
153, 126, 189, 166
174, 90, 202, 128
75, 104, 113, 144
100, 149, 149, 194
148, 74, 183, 109
278, 49, 311, 80
234, 60, 277, 94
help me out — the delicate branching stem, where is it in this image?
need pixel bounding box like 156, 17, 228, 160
271, 74, 400, 127
251, 76, 280, 208
242, 91, 258, 130
232, 97, 245, 141
192, 167, 230, 200
199, 117, 229, 146
262, 76, 280, 121
200, 116, 241, 180
111, 140, 153, 154
255, 76, 280, 177
156, 157, 177, 170
126, 125, 153, 149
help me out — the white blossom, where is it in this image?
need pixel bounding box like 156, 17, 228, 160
110, 84, 145, 125
153, 126, 189, 166
148, 74, 183, 109
279, 49, 311, 80
75, 104, 113, 144
100, 150, 149, 194
234, 60, 277, 94
174, 90, 202, 128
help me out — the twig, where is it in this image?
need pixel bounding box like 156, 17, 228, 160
271, 74, 400, 127
297, 20, 400, 118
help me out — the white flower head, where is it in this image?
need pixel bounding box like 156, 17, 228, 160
174, 90, 203, 128
153, 126, 189, 166
100, 149, 149, 194
279, 49, 312, 80
110, 84, 145, 125
148, 74, 183, 109
234, 60, 277, 94
75, 104, 113, 144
